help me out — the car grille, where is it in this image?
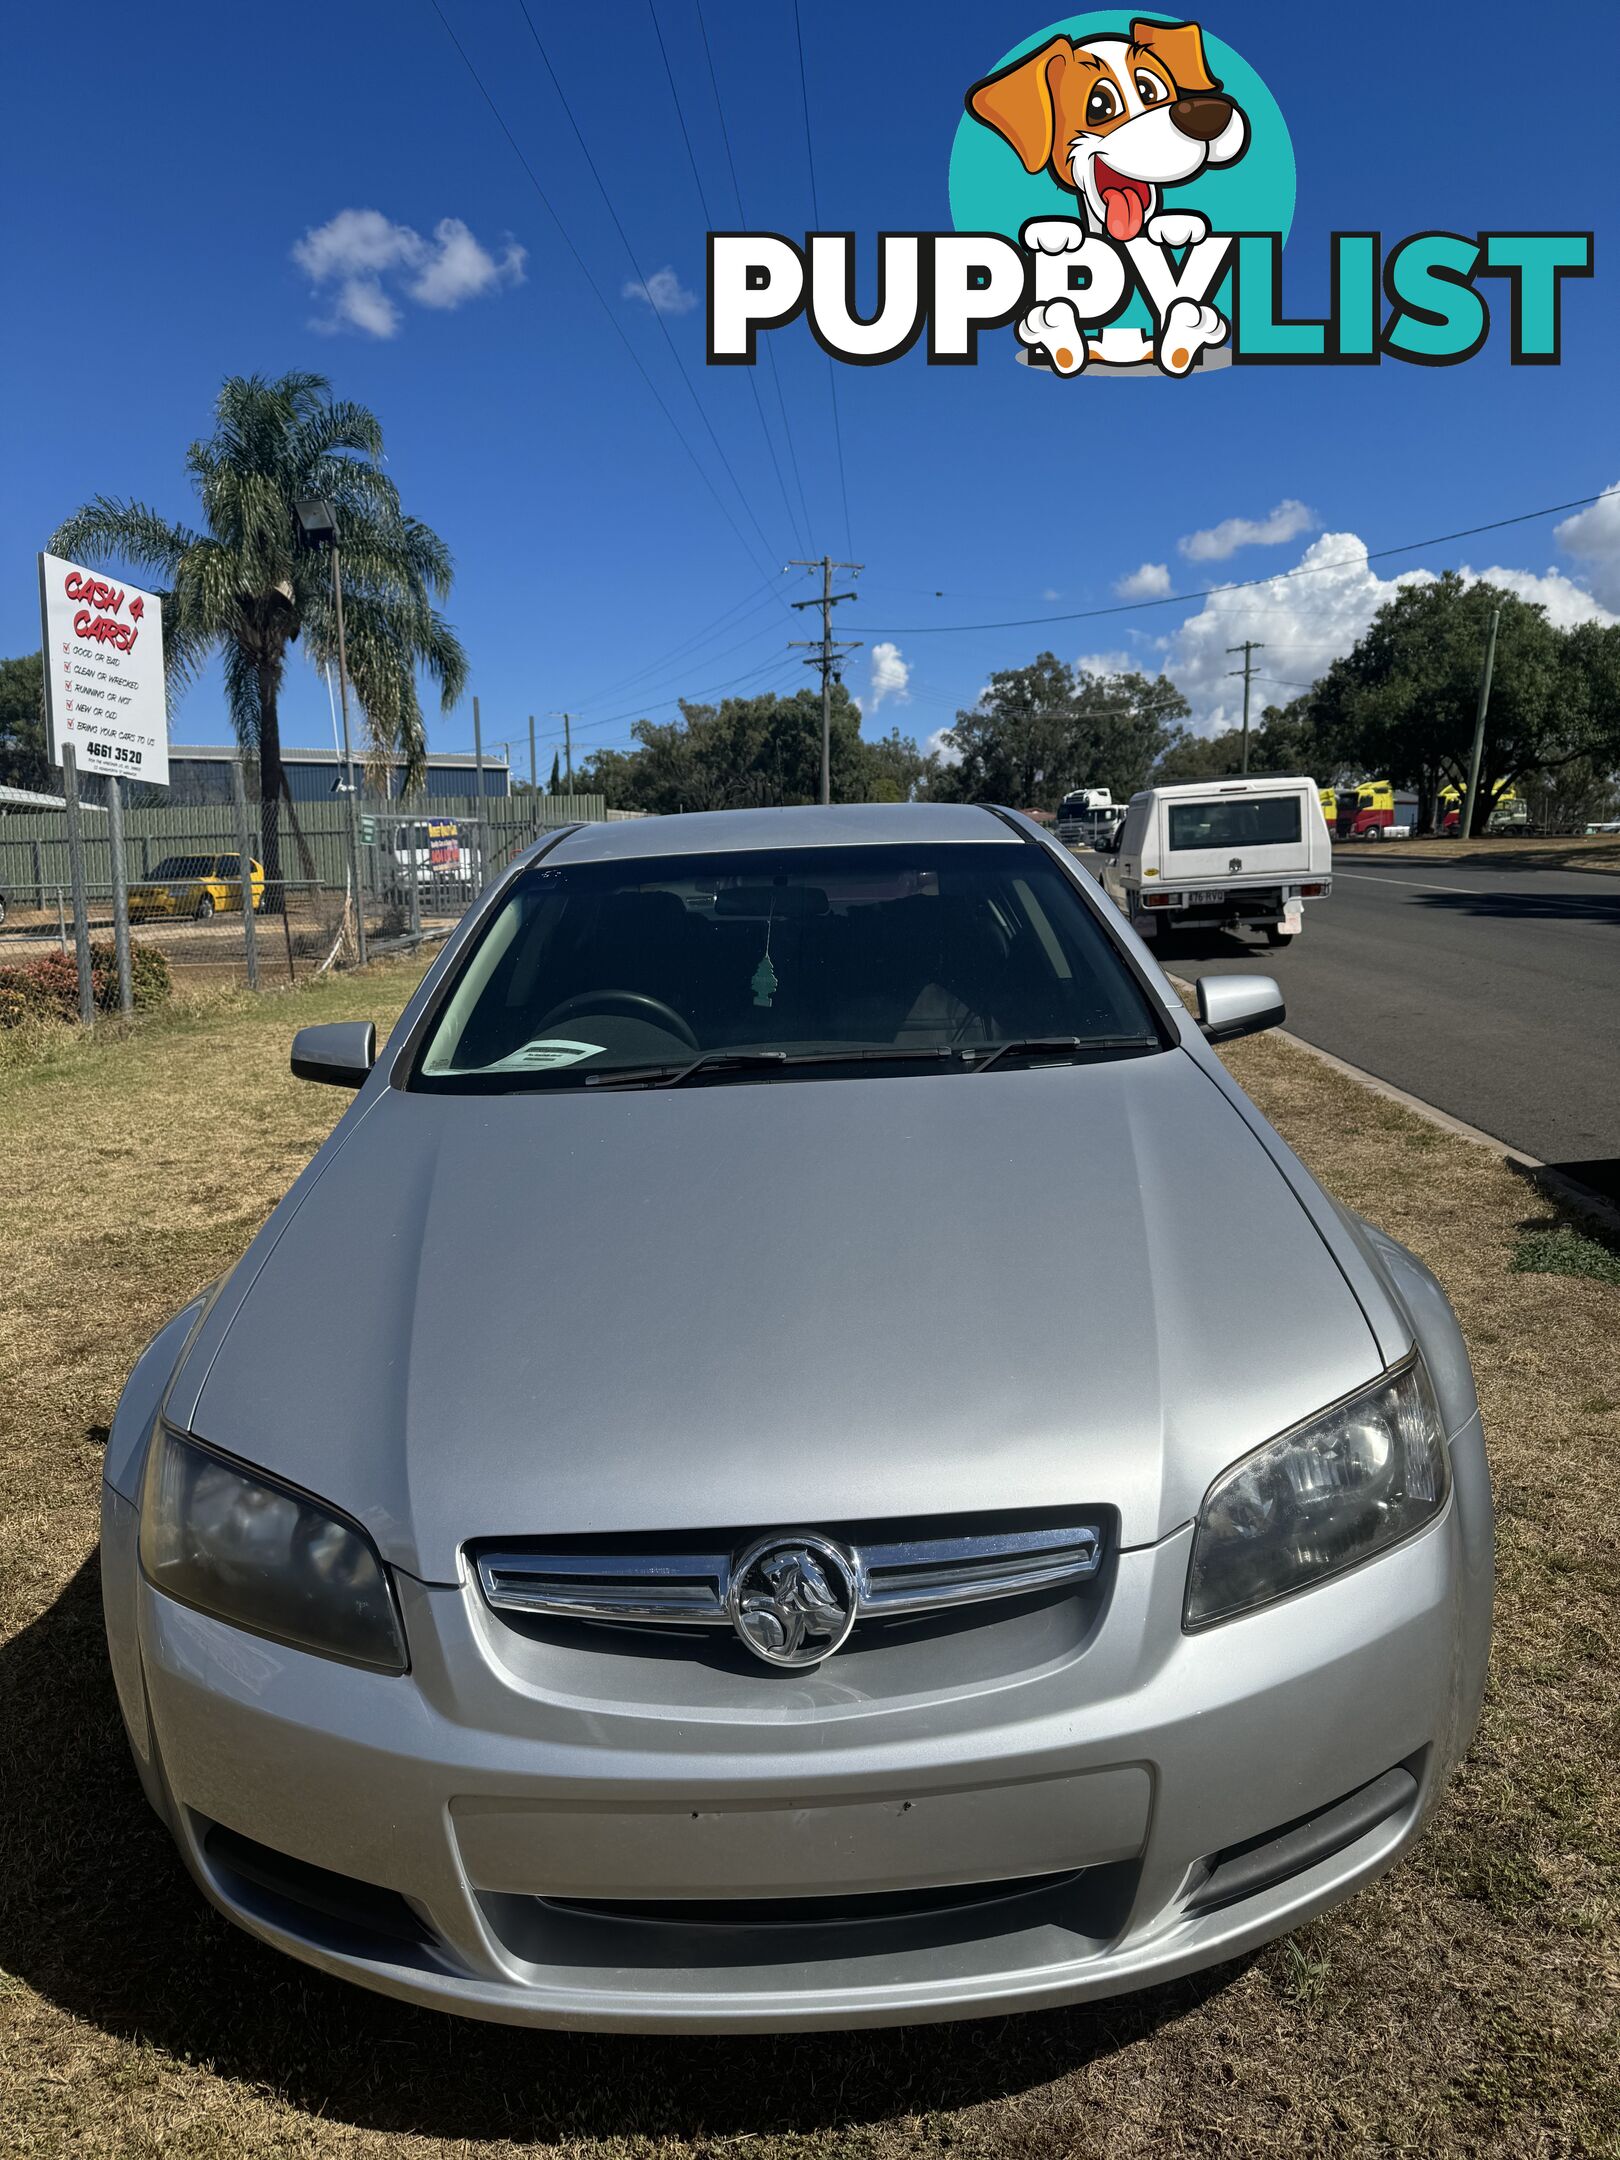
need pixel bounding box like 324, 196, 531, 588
476, 1519, 1103, 1630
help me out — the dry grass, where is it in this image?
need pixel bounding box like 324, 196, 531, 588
1342, 835, 1620, 876
0, 981, 1616, 2158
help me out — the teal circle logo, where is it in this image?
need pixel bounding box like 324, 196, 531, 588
950, 13, 1294, 336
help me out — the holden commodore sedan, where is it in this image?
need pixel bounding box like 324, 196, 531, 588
101, 803, 1492, 2032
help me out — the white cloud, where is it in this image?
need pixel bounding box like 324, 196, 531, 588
1179, 499, 1317, 563
293, 207, 421, 282
926, 726, 962, 766
1166, 529, 1618, 732
1042, 587, 1062, 601
623, 266, 697, 316
1460, 562, 1618, 630
1075, 650, 1134, 679
328, 277, 401, 339
869, 641, 911, 711
409, 217, 526, 308
294, 208, 524, 337
1553, 481, 1620, 609
1115, 561, 1172, 600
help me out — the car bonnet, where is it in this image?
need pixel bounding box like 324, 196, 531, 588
180, 1048, 1386, 1578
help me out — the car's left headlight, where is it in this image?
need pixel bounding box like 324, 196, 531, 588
138, 1424, 407, 1672
1185, 1356, 1450, 1630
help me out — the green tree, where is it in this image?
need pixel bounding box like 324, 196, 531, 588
1309, 575, 1620, 835
1150, 698, 1326, 785
573, 686, 924, 813
0, 654, 48, 793
50, 371, 467, 887
860, 725, 929, 803
925, 655, 1187, 808
548, 749, 562, 794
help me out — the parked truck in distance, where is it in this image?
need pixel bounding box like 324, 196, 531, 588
1438, 782, 1527, 836
1099, 776, 1333, 945
1056, 788, 1124, 849
1332, 780, 1417, 840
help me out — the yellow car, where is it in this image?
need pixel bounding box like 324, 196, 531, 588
128, 852, 265, 922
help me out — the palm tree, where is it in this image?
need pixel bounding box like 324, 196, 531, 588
51, 370, 467, 891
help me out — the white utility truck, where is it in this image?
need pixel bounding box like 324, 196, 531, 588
1098, 776, 1332, 945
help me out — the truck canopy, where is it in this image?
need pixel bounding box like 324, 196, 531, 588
1118, 776, 1332, 887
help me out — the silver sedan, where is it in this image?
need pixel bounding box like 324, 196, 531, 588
102, 804, 1492, 2031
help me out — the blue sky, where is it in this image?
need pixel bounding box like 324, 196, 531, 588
5, 0, 1617, 777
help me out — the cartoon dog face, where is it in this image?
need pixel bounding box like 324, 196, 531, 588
968, 18, 1248, 241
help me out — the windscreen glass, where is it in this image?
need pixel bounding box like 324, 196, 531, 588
148, 857, 214, 879
412, 842, 1163, 1090
1166, 799, 1302, 850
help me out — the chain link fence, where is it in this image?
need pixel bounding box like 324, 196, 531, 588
0, 766, 605, 1026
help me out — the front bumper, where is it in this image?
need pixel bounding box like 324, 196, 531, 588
102, 1424, 1489, 2033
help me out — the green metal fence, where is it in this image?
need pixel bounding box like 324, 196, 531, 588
0, 793, 606, 905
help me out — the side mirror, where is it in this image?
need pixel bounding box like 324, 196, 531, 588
1196, 975, 1285, 1044
291, 1020, 376, 1088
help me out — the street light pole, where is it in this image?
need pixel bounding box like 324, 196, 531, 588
1461, 606, 1500, 842
295, 497, 367, 968
329, 543, 367, 967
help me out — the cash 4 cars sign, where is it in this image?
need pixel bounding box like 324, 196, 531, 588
708, 12, 1592, 379
38, 550, 169, 786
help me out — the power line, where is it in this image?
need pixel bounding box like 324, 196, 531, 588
426, 0, 784, 595
515, 0, 790, 574
581, 612, 794, 720
574, 650, 805, 737
648, 0, 810, 557
695, 0, 817, 551
445, 649, 802, 760
857, 491, 1619, 634
563, 569, 796, 710
792, 0, 854, 557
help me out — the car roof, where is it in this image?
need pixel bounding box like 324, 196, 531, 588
1129, 775, 1317, 800
537, 802, 1020, 865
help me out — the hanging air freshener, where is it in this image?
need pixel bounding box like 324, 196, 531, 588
751, 898, 779, 1007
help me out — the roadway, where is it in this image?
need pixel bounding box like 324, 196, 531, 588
1076, 851, 1620, 1202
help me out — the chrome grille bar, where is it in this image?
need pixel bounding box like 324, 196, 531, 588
477, 1523, 1102, 1628
477, 1553, 728, 1624
857, 1525, 1103, 1615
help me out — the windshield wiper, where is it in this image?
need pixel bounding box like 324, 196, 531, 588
968, 1035, 1150, 1074
658, 1049, 792, 1088
585, 1046, 959, 1091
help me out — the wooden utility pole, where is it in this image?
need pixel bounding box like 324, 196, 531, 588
1226, 640, 1266, 775
548, 713, 575, 792
790, 556, 862, 804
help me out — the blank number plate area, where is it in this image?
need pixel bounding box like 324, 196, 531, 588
450, 1766, 1152, 1900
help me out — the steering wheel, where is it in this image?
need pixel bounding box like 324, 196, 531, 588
538, 990, 699, 1050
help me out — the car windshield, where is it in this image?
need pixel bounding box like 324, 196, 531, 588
412, 841, 1165, 1091
148, 857, 214, 879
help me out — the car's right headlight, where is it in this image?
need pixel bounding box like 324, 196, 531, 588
1184, 1356, 1450, 1630
139, 1424, 407, 1672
